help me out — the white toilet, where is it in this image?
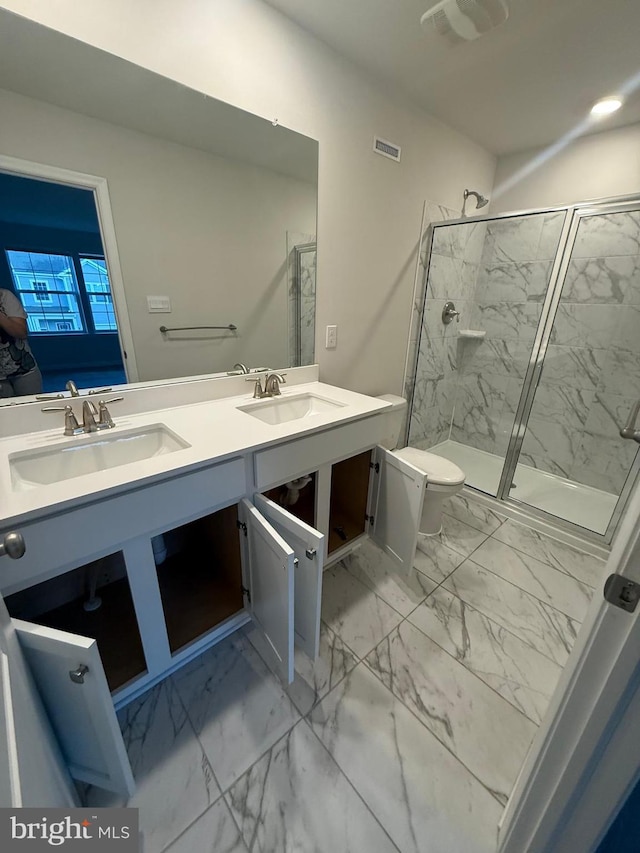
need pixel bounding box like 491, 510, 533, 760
378, 394, 466, 535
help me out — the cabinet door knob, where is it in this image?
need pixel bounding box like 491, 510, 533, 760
69, 664, 89, 684
0, 532, 25, 559
305, 548, 317, 559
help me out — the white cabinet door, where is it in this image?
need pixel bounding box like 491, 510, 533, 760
254, 493, 324, 661
14, 620, 134, 797
239, 499, 295, 684
370, 446, 427, 576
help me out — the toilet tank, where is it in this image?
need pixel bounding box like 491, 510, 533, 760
377, 394, 407, 449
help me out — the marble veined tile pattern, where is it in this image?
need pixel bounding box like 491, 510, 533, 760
309, 664, 502, 853
366, 620, 537, 805
227, 719, 399, 853
444, 561, 580, 667
562, 255, 640, 303
571, 210, 640, 259
409, 587, 562, 725
443, 493, 507, 534
470, 538, 594, 622
321, 562, 404, 658
87, 679, 221, 853
343, 537, 437, 616
245, 622, 358, 716
165, 798, 248, 853
493, 519, 606, 588
171, 633, 300, 792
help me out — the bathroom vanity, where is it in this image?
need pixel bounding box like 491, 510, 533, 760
0, 367, 429, 797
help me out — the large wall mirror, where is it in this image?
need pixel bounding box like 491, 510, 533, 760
0, 10, 318, 404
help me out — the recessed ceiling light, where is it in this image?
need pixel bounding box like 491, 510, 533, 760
590, 97, 623, 117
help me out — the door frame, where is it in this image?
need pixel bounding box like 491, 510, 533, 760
0, 153, 139, 383
498, 475, 640, 852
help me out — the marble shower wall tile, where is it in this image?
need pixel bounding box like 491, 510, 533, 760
409, 587, 562, 725
571, 211, 640, 259
309, 664, 502, 853
227, 719, 399, 853
365, 621, 537, 805
460, 338, 531, 379
562, 256, 640, 303
550, 303, 619, 349
443, 562, 581, 666
171, 634, 300, 792
475, 260, 552, 303
520, 417, 583, 480
572, 433, 638, 495
493, 519, 606, 588
537, 345, 608, 391
471, 302, 542, 341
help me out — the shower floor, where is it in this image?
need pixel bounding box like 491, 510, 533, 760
428, 439, 619, 535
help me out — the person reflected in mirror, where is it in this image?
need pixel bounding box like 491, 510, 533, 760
0, 288, 42, 397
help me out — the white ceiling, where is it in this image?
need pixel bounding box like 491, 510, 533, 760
264, 0, 640, 155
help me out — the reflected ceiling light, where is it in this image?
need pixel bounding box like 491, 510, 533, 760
590, 96, 623, 117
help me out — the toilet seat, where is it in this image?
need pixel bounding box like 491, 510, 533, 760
395, 447, 465, 487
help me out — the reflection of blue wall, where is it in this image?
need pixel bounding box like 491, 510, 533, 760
597, 773, 640, 853
0, 173, 124, 375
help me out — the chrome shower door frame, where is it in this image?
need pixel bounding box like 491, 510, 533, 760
497, 197, 640, 544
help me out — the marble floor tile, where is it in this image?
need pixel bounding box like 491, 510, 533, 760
88, 679, 220, 853
409, 587, 562, 725
443, 493, 507, 535
492, 519, 606, 588
444, 562, 581, 667
366, 621, 536, 805
471, 538, 594, 622
171, 634, 300, 792
321, 563, 403, 658
309, 664, 501, 853
342, 538, 437, 616
245, 622, 358, 716
437, 513, 490, 558
164, 797, 248, 853
227, 719, 398, 853
416, 531, 467, 583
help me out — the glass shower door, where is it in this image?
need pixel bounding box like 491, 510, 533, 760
503, 203, 640, 535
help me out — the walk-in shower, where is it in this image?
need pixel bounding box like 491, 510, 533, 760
407, 198, 640, 542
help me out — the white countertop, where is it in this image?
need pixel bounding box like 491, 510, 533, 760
0, 378, 390, 528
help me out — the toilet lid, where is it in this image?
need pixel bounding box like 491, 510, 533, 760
395, 447, 465, 486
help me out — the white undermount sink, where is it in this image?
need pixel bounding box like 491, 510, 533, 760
9, 423, 190, 491
237, 392, 345, 425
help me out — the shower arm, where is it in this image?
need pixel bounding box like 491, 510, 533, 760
620, 399, 640, 443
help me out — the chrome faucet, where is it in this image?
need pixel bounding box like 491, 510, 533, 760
42, 397, 123, 435
264, 372, 287, 396
66, 379, 80, 397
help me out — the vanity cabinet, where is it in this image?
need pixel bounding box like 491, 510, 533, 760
0, 409, 429, 800
0, 456, 329, 796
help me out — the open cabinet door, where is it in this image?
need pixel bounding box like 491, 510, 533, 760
254, 493, 325, 660
0, 594, 77, 807
370, 446, 427, 576
239, 499, 295, 684
14, 620, 134, 798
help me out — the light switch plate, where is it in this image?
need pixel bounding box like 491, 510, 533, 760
147, 295, 171, 313
325, 325, 337, 349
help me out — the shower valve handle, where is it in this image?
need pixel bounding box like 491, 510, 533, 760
620, 399, 640, 444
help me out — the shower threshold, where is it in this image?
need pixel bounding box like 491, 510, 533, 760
427, 440, 618, 536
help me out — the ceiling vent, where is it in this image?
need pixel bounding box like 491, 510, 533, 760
421, 0, 509, 43
373, 137, 401, 162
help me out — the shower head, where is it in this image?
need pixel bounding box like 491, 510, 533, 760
462, 188, 489, 216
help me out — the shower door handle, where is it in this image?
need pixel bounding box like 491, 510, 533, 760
620, 399, 640, 444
